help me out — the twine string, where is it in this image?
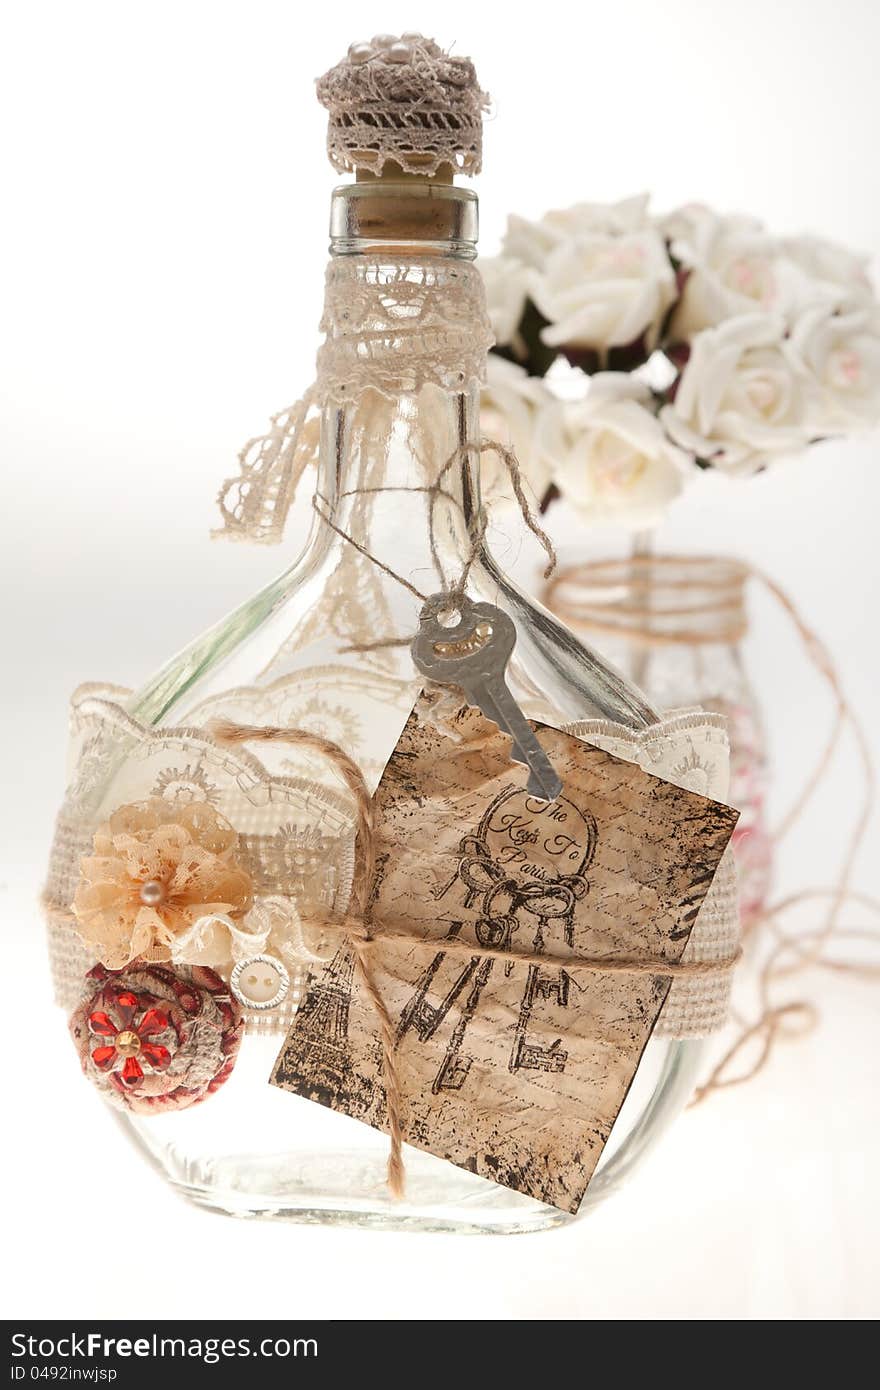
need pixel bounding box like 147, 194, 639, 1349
209, 716, 739, 1199
312, 435, 557, 626
544, 554, 876, 1103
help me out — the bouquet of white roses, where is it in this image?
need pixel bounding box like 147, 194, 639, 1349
481, 195, 880, 528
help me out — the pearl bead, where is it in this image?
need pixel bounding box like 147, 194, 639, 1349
139, 878, 166, 907
401, 31, 423, 42
384, 41, 412, 64
348, 42, 373, 64
371, 34, 396, 48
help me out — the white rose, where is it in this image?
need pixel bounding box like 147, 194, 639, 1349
665, 207, 803, 339
781, 234, 873, 305
538, 374, 687, 528
789, 304, 880, 431
479, 355, 553, 505
657, 202, 763, 249
542, 194, 650, 238
529, 230, 676, 353
501, 197, 651, 271
502, 214, 565, 270
661, 314, 813, 474
479, 255, 529, 348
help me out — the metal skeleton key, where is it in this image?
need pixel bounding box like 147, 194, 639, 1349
411, 592, 563, 803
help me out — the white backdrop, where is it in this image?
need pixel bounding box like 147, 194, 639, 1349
2, 0, 878, 1320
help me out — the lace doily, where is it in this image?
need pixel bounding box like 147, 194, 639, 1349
316, 35, 489, 177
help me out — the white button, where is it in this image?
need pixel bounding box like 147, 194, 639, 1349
230, 954, 290, 1011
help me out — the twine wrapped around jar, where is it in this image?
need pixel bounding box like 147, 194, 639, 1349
545, 554, 772, 921
545, 551, 879, 1106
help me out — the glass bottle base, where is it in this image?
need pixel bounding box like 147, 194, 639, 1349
116, 1037, 703, 1234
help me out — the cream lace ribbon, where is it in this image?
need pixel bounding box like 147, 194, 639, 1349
44, 685, 738, 1040
215, 256, 492, 544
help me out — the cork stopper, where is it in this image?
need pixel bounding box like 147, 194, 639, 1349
316, 34, 489, 179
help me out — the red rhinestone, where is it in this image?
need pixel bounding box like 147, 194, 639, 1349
141, 1042, 171, 1071
120, 1057, 144, 1086
88, 1011, 117, 1037
137, 1008, 168, 1038
91, 1045, 117, 1070
114, 990, 139, 1022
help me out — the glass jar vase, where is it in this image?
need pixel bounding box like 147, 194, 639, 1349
545, 552, 772, 922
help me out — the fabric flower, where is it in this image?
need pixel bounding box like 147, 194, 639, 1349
789, 303, 880, 431
69, 962, 244, 1113
529, 230, 677, 354
85, 988, 172, 1087
72, 798, 253, 970
537, 374, 688, 528
480, 255, 530, 348
661, 314, 813, 475
479, 355, 554, 505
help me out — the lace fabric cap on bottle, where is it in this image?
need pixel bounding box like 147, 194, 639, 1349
216, 257, 492, 543
316, 36, 489, 178
43, 685, 358, 1036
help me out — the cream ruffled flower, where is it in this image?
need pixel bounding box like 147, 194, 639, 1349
538, 374, 688, 528
72, 798, 253, 970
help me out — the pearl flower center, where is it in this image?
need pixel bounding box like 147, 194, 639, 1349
139, 878, 167, 907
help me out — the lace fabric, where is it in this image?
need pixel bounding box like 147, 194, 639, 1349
215, 257, 492, 544
318, 258, 492, 401
316, 36, 489, 177
45, 685, 737, 1039
44, 684, 358, 1036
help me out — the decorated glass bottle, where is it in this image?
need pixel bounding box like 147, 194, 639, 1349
47, 36, 707, 1232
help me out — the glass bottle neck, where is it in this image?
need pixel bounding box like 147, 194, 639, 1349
315, 378, 481, 613
313, 179, 486, 610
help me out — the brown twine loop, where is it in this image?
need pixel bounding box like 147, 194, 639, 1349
543, 554, 750, 648
209, 716, 741, 1199
543, 553, 877, 1104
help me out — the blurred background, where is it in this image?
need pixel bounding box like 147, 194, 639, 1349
1, 0, 877, 1319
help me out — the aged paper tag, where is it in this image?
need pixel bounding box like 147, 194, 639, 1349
271, 698, 738, 1213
